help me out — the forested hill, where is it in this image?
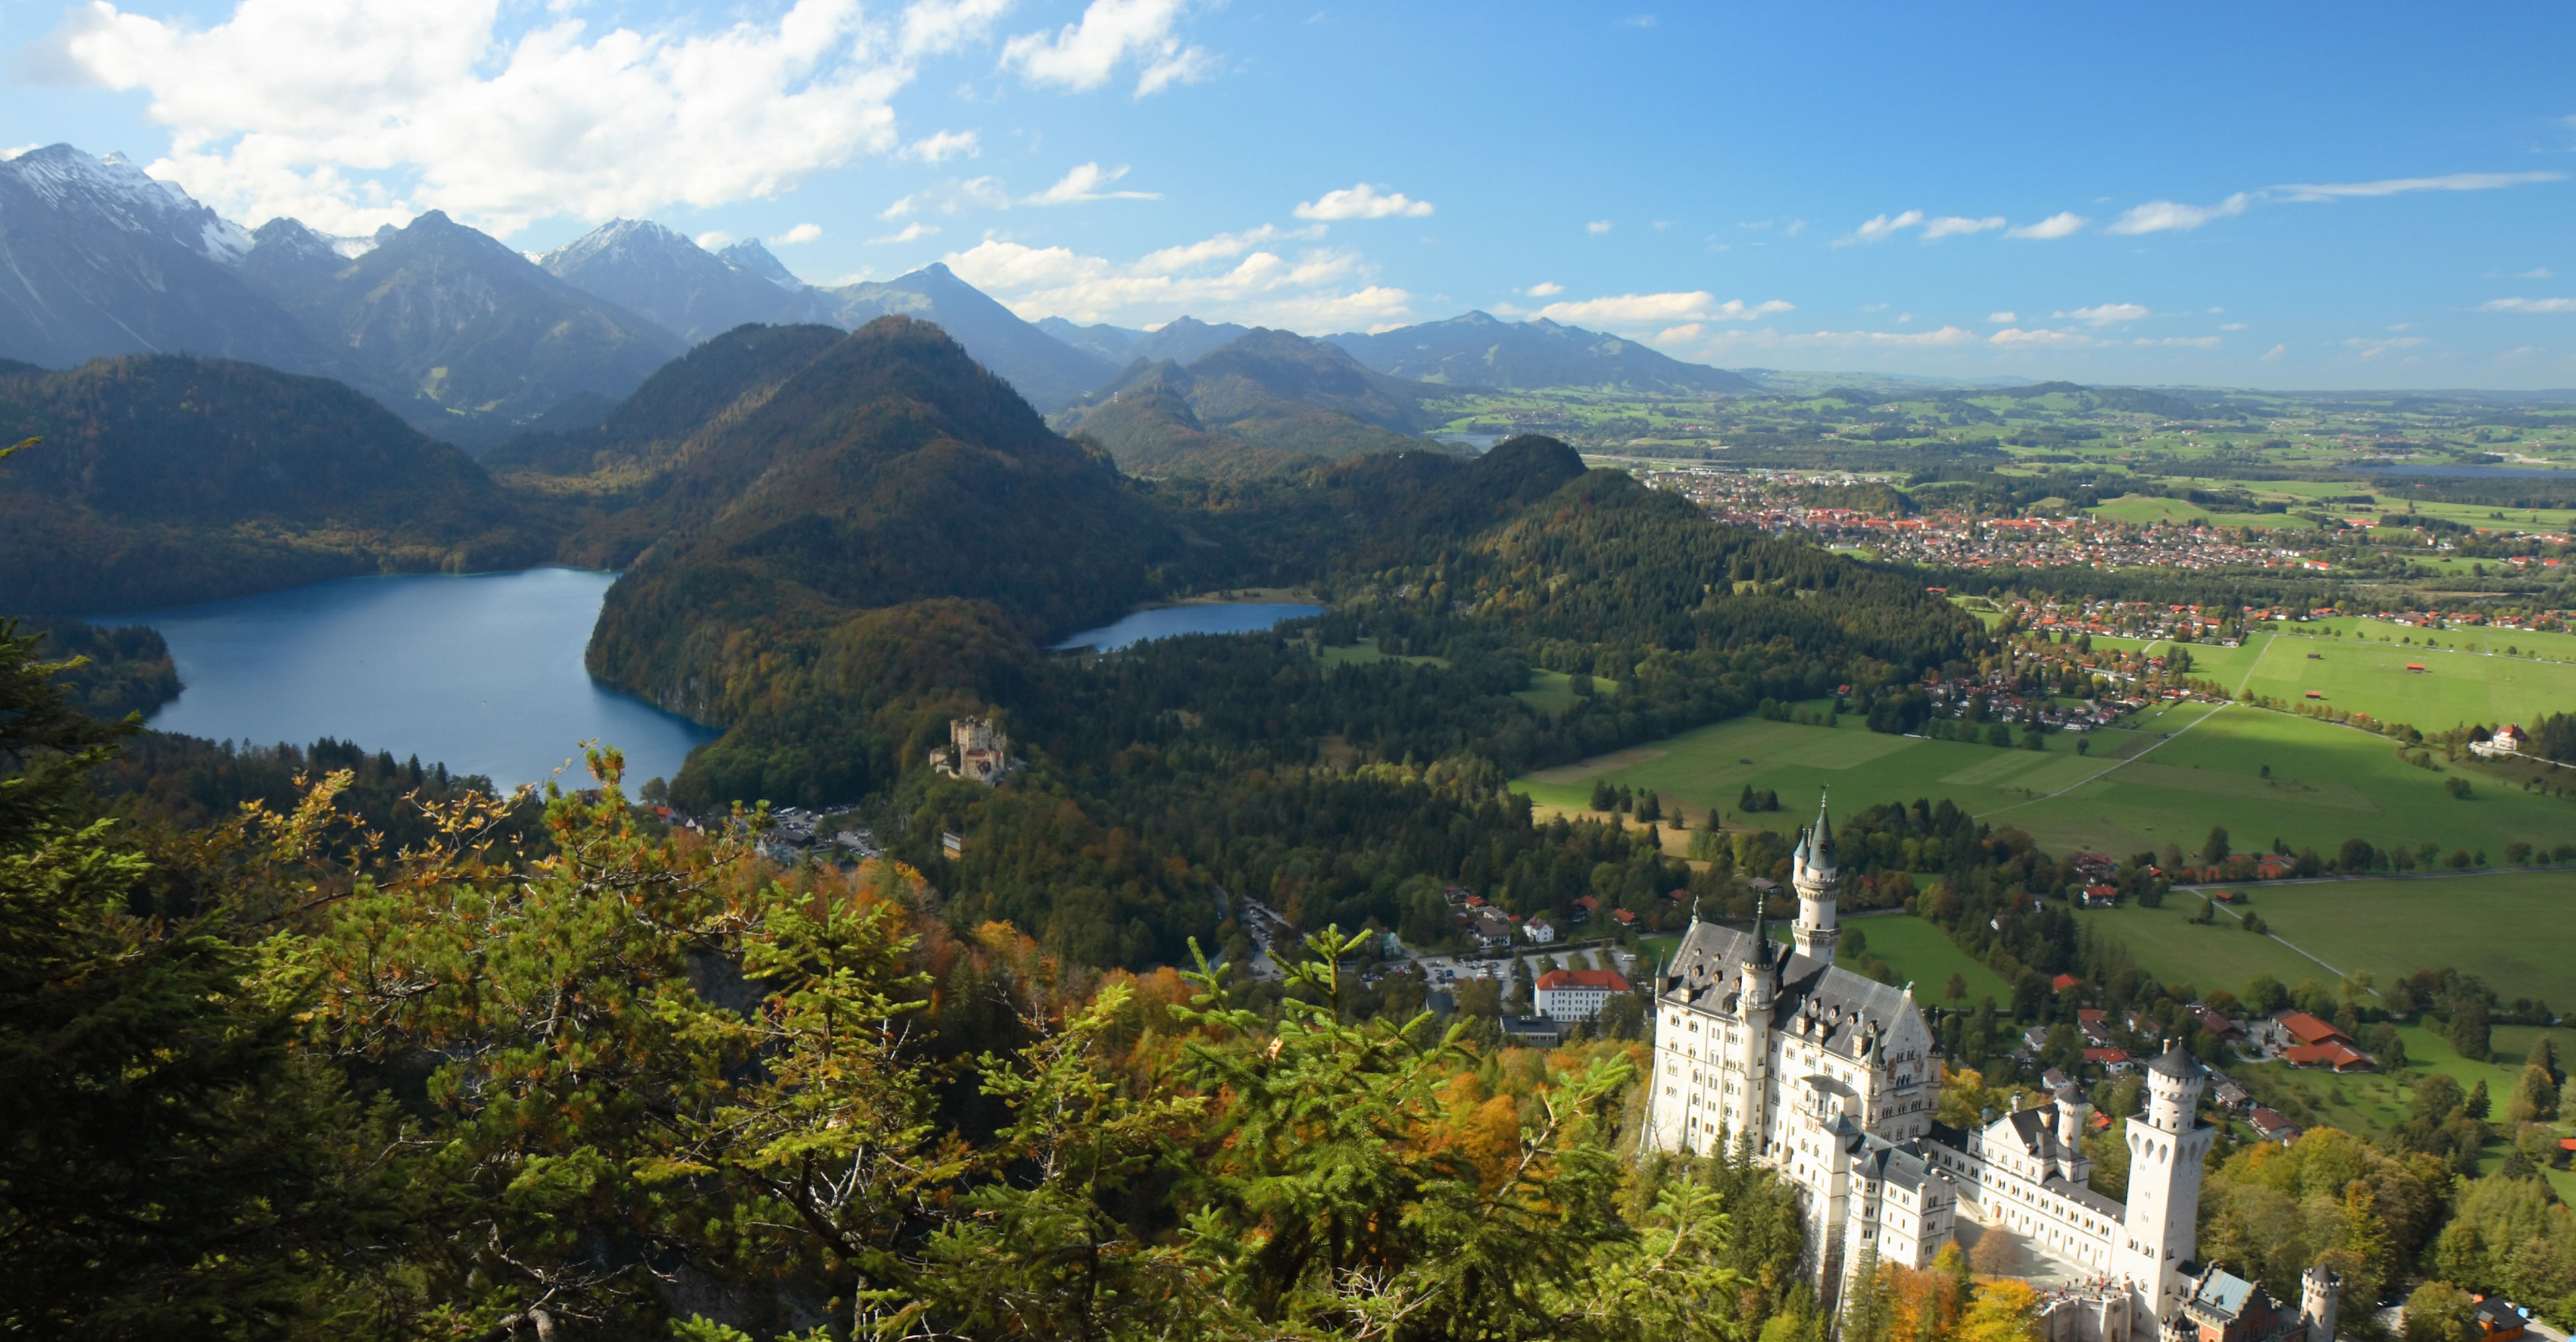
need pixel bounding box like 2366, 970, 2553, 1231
584, 316, 1199, 733
0, 356, 553, 613
482, 322, 847, 482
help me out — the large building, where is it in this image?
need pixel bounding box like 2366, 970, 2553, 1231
933, 716, 1016, 784
1645, 796, 2216, 1339
1534, 968, 1631, 1022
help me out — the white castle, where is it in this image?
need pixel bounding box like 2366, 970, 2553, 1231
1646, 795, 2231, 1340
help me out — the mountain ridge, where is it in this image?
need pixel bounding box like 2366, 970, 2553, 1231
1327, 310, 1758, 394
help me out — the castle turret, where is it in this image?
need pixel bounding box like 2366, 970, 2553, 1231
2301, 1266, 2341, 1342
2054, 1082, 2094, 1183
1792, 791, 1840, 965
2122, 1043, 2216, 1327
1737, 898, 1778, 1153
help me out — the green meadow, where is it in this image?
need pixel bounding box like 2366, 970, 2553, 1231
2088, 493, 2319, 531
2228, 627, 2576, 729
1513, 703, 2576, 875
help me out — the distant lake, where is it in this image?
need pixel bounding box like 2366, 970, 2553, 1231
114, 568, 719, 788
2355, 463, 2569, 478
1052, 603, 1326, 653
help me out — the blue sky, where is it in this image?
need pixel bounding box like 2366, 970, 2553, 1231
5, 0, 2573, 388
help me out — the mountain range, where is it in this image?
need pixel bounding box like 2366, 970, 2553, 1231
1325, 311, 1758, 394
0, 142, 1768, 456
1051, 328, 1457, 479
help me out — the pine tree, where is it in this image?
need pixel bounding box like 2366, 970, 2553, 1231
2507, 1063, 2560, 1123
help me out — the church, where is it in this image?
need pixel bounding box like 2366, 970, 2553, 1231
1644, 796, 2223, 1339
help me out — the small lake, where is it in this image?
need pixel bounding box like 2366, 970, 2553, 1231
2355, 463, 2570, 478
1052, 603, 1325, 653
113, 568, 719, 788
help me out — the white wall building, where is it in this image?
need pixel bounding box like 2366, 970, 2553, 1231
1644, 796, 2211, 1338
1533, 968, 1629, 1021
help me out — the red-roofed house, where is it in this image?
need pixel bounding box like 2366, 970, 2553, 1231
1534, 969, 1634, 1023
2082, 1047, 2134, 1074
2283, 1041, 2377, 1072
2051, 973, 2082, 994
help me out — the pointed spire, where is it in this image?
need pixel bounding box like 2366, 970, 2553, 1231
1799, 788, 1836, 868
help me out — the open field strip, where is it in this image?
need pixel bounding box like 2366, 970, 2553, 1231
2233, 626, 2576, 727
1513, 705, 2576, 873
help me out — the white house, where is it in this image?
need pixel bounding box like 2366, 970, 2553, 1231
1524, 917, 1558, 944
1533, 968, 1630, 1022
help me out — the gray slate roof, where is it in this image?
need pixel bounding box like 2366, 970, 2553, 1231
1658, 921, 1920, 1062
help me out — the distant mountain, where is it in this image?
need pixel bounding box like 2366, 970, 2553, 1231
0, 354, 548, 613
540, 219, 820, 342
1052, 328, 1450, 478
1038, 315, 1253, 367
717, 239, 805, 290
0, 145, 341, 378
239, 211, 686, 448
1326, 311, 1757, 394
812, 264, 1117, 413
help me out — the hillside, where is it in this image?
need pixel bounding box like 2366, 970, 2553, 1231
1327, 310, 1757, 393
483, 323, 847, 484
237, 212, 686, 448
0, 355, 549, 612
1051, 328, 1450, 477
582, 317, 1195, 772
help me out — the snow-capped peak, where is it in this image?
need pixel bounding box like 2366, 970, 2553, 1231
2, 144, 256, 268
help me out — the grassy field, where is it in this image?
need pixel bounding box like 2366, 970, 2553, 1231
1316, 638, 1448, 670
1515, 669, 1620, 715
1513, 704, 2576, 878
2089, 493, 2318, 531
2266, 615, 2576, 664
2227, 627, 2576, 729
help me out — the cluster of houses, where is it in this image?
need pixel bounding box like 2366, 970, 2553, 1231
748, 807, 880, 869
1917, 672, 2133, 733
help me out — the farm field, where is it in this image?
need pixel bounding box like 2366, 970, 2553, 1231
1515, 668, 1619, 715
2265, 616, 2576, 664
1513, 703, 2576, 875
2230, 628, 2576, 728
2074, 902, 2321, 998
2192, 872, 2574, 1005
1316, 638, 1447, 670
2088, 493, 2318, 531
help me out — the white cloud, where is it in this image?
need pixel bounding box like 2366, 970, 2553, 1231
1987, 311, 2016, 323
1024, 161, 1159, 205
943, 226, 1413, 329
1587, 219, 1613, 234
880, 175, 1011, 217
1990, 327, 2105, 348
904, 129, 980, 162
1522, 281, 1563, 297
1292, 183, 1433, 220
1920, 214, 2005, 241
2219, 321, 2246, 331
2260, 344, 2286, 362
2518, 267, 2555, 279
2006, 211, 2086, 240
1799, 326, 1978, 348
1000, 0, 1216, 99
1843, 209, 1923, 244
1653, 323, 1702, 344
773, 221, 824, 245
695, 229, 734, 250
2104, 193, 2251, 235
2481, 297, 2576, 313
2135, 336, 2221, 348
1, 144, 39, 160
869, 221, 938, 244
2345, 336, 2427, 360
1531, 292, 1792, 327
2055, 303, 2149, 325
2274, 170, 2563, 201
38, 0, 1012, 236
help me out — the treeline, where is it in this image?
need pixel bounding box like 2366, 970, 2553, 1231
16, 615, 181, 719
7, 627, 1862, 1340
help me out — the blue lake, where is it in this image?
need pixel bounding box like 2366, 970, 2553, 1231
111, 568, 719, 788
1052, 603, 1325, 653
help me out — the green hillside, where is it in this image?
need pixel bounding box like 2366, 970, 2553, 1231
0, 355, 551, 612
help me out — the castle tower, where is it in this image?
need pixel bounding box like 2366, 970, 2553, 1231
2053, 1082, 2094, 1184
1792, 792, 1840, 965
2301, 1266, 2341, 1342
1737, 899, 1778, 1154
2121, 1043, 2216, 1326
